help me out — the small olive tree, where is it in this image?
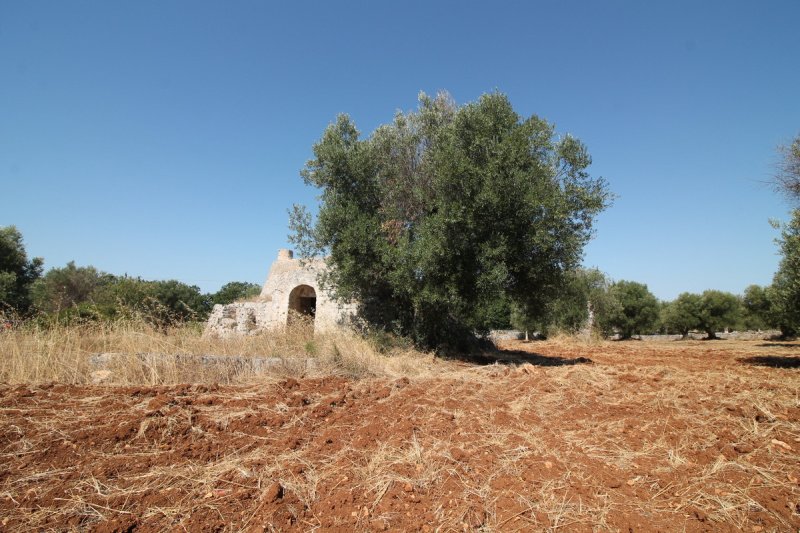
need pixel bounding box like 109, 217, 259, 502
697, 290, 741, 339
662, 292, 702, 339
600, 280, 659, 340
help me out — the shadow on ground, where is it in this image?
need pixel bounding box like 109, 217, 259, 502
452, 349, 593, 367
756, 342, 799, 348
739, 356, 800, 369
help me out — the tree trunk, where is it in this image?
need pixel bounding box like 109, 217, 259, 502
705, 329, 717, 340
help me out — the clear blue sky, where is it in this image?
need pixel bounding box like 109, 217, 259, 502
2, 1, 798, 301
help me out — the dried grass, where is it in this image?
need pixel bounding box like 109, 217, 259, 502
3, 334, 800, 531
0, 319, 442, 385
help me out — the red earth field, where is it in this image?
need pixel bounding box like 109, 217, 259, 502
2, 339, 799, 532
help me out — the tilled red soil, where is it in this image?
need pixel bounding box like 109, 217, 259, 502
2, 340, 800, 532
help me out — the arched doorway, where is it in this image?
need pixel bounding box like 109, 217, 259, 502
287, 285, 316, 326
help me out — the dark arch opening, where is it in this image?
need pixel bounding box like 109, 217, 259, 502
287, 285, 316, 325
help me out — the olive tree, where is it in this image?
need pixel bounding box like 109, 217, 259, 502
290, 91, 610, 350
697, 290, 741, 339
601, 280, 659, 339
741, 284, 774, 331
768, 134, 800, 337
774, 134, 800, 204
0, 226, 43, 315
771, 209, 800, 337
662, 292, 702, 339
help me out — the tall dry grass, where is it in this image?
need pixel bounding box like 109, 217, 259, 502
0, 319, 442, 385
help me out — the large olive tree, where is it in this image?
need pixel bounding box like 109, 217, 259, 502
769, 134, 800, 337
774, 134, 800, 204
290, 91, 610, 350
771, 210, 800, 337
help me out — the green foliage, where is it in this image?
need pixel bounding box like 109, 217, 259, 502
0, 226, 43, 315
515, 268, 613, 337
509, 302, 543, 339
31, 261, 113, 314
291, 91, 610, 350
29, 267, 212, 327
775, 134, 800, 204
601, 280, 659, 339
697, 290, 741, 339
94, 277, 211, 326
741, 284, 775, 331
771, 209, 800, 336
148, 279, 211, 325
211, 281, 262, 305
662, 292, 702, 338
549, 268, 613, 335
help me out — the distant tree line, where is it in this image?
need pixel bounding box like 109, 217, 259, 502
506, 270, 785, 340
507, 133, 799, 340
0, 226, 260, 326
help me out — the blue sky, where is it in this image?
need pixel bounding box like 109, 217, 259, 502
1, 1, 798, 301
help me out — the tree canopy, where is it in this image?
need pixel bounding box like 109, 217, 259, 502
696, 290, 741, 339
601, 280, 659, 339
766, 136, 800, 337
211, 281, 262, 305
741, 284, 774, 331
771, 209, 800, 336
531, 268, 613, 337
32, 261, 113, 314
290, 91, 610, 349
0, 226, 43, 316
662, 292, 702, 338
775, 134, 800, 205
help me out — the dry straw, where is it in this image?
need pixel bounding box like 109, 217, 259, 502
0, 319, 443, 385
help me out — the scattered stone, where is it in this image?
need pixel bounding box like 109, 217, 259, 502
516, 363, 535, 375
402, 482, 413, 493
90, 370, 113, 384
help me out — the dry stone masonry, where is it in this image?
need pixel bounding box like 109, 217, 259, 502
204, 250, 356, 338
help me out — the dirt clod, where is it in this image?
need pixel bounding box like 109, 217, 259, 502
263, 481, 283, 503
